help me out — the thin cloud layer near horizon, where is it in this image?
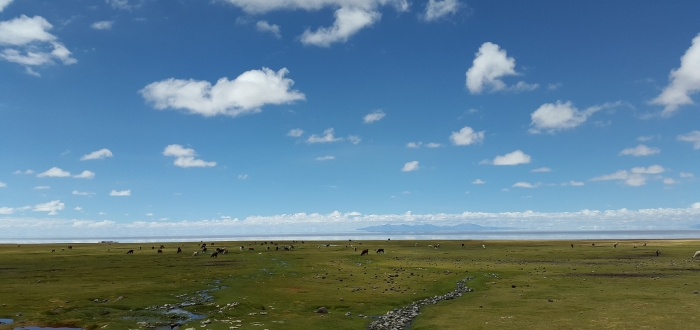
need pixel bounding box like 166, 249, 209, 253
1, 0, 700, 237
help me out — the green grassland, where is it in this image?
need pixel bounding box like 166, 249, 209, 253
1, 239, 700, 329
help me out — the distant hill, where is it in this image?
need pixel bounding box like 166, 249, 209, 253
356, 223, 506, 233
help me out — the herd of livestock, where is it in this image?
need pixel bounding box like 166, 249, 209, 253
30, 240, 700, 259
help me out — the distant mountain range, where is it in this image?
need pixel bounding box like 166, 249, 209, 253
356, 223, 506, 233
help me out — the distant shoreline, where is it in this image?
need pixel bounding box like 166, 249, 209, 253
2, 229, 700, 244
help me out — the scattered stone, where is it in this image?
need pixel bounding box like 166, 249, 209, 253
316, 307, 328, 314
345, 312, 351, 316
548, 299, 554, 302
694, 291, 698, 294
368, 277, 473, 330
117, 296, 124, 301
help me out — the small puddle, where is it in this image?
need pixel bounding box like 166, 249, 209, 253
0, 319, 13, 324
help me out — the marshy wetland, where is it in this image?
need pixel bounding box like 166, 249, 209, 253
1, 239, 700, 329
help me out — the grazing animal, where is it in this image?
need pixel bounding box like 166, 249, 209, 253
276, 246, 279, 251
428, 245, 433, 248
152, 246, 155, 250
201, 243, 207, 248
210, 252, 218, 258
248, 248, 255, 251
656, 250, 661, 257
482, 245, 486, 249
222, 249, 228, 254
284, 247, 290, 251
435, 244, 440, 248
68, 246, 72, 250
693, 251, 700, 259
177, 247, 182, 253
571, 244, 574, 248
462, 243, 465, 248
354, 247, 357, 252
126, 250, 134, 254
289, 245, 294, 249
643, 243, 647, 247
51, 249, 55, 253
160, 245, 165, 249
267, 246, 270, 250
240, 246, 245, 251
592, 243, 595, 247
376, 249, 385, 254
360, 249, 369, 256
613, 242, 618, 248
157, 249, 163, 254
202, 247, 207, 252
192, 252, 199, 257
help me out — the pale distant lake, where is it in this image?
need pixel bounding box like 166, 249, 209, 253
2, 230, 700, 244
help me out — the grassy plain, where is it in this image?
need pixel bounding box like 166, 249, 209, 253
1, 239, 700, 330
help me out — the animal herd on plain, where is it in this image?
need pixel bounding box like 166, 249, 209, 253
40, 241, 700, 259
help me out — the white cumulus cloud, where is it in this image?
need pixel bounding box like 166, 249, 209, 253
363, 109, 385, 123
591, 165, 665, 187
33, 200, 64, 215
238, 174, 248, 180
301, 7, 380, 47
529, 101, 622, 134
256, 21, 281, 38
81, 148, 113, 160
348, 135, 362, 145
0, 181, 6, 187
678, 131, 700, 149
163, 144, 216, 168
531, 167, 551, 173
406, 142, 421, 148
0, 15, 76, 72
0, 0, 13, 12
450, 126, 485, 146
73, 170, 95, 179
492, 150, 531, 166
307, 128, 343, 143
472, 179, 485, 184
222, 0, 408, 47
513, 182, 537, 188
33, 186, 50, 190
402, 160, 419, 172
37, 167, 71, 178
287, 128, 304, 137
651, 33, 700, 116
423, 0, 462, 21
110, 190, 131, 196
91, 21, 114, 30
141, 68, 305, 117
466, 42, 535, 94
619, 144, 660, 157
72, 190, 94, 196
569, 181, 585, 186
316, 155, 335, 161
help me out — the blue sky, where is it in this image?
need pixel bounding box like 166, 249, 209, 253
1, 0, 700, 237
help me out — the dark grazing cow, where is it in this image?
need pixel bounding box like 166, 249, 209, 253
376, 249, 385, 254
248, 248, 255, 251
68, 246, 72, 250
160, 245, 165, 249
177, 247, 182, 254
284, 247, 290, 251
202, 247, 208, 252
51, 249, 55, 253
656, 250, 661, 257
360, 249, 369, 256
126, 250, 134, 254
210, 252, 219, 258
461, 243, 465, 248
276, 246, 279, 251
571, 244, 574, 248
157, 249, 163, 254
